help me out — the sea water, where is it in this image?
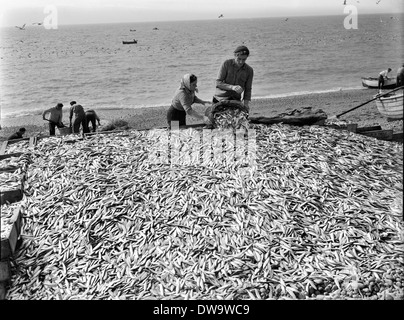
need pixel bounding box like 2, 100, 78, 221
0, 13, 403, 120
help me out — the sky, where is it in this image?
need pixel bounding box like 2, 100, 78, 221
0, 0, 403, 26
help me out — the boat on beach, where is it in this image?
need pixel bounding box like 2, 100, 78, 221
361, 77, 396, 89
374, 89, 403, 120
122, 39, 137, 44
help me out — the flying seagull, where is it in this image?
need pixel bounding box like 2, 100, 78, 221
376, 0, 381, 4
343, 0, 346, 5
15, 23, 26, 30
285, 18, 289, 21
218, 14, 224, 18
32, 22, 43, 25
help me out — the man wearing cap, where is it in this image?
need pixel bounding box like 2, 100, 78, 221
69, 101, 89, 134
42, 103, 64, 136
213, 45, 254, 110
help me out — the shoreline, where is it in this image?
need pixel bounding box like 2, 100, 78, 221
1, 88, 402, 140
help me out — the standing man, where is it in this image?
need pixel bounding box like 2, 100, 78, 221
396, 64, 404, 87
213, 45, 254, 111
42, 103, 64, 136
378, 67, 392, 91
69, 101, 88, 134
85, 109, 101, 132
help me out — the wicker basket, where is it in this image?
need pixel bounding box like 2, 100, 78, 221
58, 127, 72, 135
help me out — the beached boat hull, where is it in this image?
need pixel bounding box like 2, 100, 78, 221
375, 91, 403, 120
362, 77, 396, 89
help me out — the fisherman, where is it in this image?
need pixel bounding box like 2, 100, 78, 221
8, 127, 26, 140
42, 103, 64, 136
396, 64, 404, 87
213, 45, 254, 111
85, 109, 101, 132
69, 101, 89, 134
378, 68, 392, 91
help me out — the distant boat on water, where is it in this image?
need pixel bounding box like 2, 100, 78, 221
153, 27, 159, 30
130, 29, 136, 32
123, 39, 138, 44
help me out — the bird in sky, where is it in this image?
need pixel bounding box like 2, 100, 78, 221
218, 14, 224, 18
343, 0, 346, 5
15, 23, 26, 30
376, 0, 381, 4
285, 18, 289, 21
32, 22, 43, 25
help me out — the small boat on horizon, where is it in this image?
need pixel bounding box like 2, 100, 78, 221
361, 76, 397, 89
122, 39, 138, 44
374, 89, 403, 120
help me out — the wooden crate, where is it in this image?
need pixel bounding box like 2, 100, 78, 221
0, 137, 37, 156
1, 207, 23, 260
0, 281, 7, 300
0, 182, 23, 206
392, 131, 403, 142
0, 259, 11, 283
359, 129, 394, 141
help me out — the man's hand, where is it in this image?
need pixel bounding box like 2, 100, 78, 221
232, 85, 244, 94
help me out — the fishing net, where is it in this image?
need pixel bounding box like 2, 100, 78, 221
205, 100, 249, 130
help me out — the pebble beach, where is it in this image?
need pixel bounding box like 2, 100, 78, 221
0, 88, 403, 140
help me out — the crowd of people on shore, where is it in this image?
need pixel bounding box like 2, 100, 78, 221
41, 101, 101, 136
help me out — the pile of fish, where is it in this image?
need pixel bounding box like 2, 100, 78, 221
4, 141, 30, 155
5, 124, 403, 300
206, 100, 249, 130
0, 153, 30, 193
0, 172, 22, 192
0, 156, 23, 170
213, 108, 249, 130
